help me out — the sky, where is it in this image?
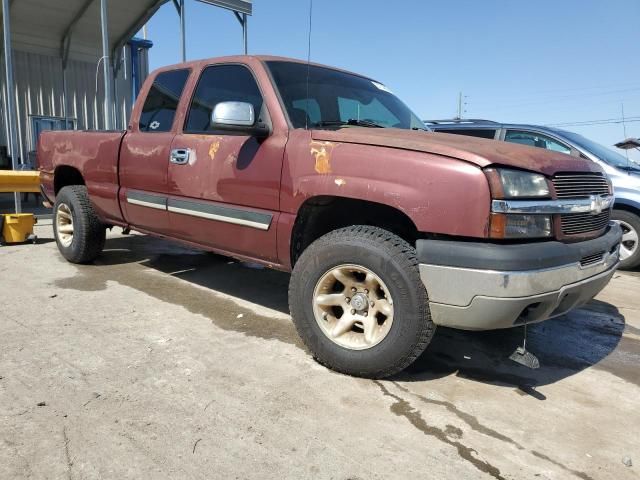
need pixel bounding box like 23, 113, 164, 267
144, 0, 640, 160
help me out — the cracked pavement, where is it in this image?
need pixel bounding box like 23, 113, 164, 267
1, 223, 639, 479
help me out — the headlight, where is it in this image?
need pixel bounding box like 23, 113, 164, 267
485, 168, 552, 238
486, 168, 550, 198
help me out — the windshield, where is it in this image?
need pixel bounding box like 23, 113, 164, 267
266, 61, 425, 130
559, 130, 640, 170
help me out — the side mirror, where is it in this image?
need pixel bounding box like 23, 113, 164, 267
210, 101, 270, 138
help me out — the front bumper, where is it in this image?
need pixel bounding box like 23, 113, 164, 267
417, 223, 622, 330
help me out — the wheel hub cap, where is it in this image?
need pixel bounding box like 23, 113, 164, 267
351, 292, 369, 311
312, 264, 395, 350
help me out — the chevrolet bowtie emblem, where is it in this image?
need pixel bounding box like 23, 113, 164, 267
589, 194, 605, 215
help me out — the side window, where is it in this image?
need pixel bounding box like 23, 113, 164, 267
436, 128, 497, 139
139, 69, 190, 132
505, 130, 571, 155
185, 65, 264, 132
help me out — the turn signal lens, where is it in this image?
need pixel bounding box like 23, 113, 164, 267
490, 213, 552, 239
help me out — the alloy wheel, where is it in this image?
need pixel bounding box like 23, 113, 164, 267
312, 264, 394, 350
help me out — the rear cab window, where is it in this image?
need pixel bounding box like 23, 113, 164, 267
139, 69, 190, 132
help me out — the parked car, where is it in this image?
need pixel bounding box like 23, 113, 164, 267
426, 119, 640, 269
38, 56, 621, 378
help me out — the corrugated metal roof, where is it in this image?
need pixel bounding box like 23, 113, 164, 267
2, 0, 168, 62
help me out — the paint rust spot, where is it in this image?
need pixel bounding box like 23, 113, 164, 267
310, 140, 335, 174
209, 138, 222, 160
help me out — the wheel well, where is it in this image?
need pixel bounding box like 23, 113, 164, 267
613, 202, 640, 218
291, 196, 419, 266
54, 166, 85, 194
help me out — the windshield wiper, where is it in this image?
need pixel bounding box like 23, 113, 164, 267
314, 119, 385, 128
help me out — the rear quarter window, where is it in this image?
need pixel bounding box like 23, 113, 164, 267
139, 69, 190, 132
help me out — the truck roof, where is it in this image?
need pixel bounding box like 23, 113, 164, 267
149, 54, 377, 83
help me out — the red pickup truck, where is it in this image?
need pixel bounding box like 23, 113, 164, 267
38, 55, 622, 378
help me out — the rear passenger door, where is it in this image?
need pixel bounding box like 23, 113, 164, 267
119, 69, 190, 233
166, 63, 286, 263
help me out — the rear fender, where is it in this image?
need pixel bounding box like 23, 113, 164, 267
39, 130, 126, 224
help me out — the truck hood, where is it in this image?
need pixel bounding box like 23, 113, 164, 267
311, 128, 603, 176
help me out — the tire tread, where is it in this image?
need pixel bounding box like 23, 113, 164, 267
289, 225, 435, 378
54, 185, 105, 264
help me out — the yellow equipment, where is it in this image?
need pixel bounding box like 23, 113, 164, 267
1, 213, 37, 244
0, 170, 40, 193
0, 170, 41, 244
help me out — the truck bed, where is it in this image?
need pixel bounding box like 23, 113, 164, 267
38, 130, 126, 225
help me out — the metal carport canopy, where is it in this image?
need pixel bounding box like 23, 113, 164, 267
0, 0, 170, 214
1, 0, 251, 213
3, 0, 168, 64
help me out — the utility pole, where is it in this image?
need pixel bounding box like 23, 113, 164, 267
457, 92, 463, 119
622, 102, 630, 162
179, 0, 186, 62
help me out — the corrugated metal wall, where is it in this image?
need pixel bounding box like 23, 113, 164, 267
0, 46, 136, 165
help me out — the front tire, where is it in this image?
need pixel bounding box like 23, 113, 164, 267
289, 226, 435, 378
53, 185, 105, 264
612, 209, 640, 270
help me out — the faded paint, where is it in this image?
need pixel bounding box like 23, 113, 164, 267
311, 128, 602, 177
37, 54, 608, 273
310, 140, 336, 174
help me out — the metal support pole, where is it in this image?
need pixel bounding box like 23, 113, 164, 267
179, 0, 186, 62
2, 0, 21, 213
62, 62, 68, 127
113, 71, 119, 129
242, 13, 247, 54
100, 0, 113, 130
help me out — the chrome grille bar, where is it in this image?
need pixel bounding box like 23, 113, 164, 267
552, 173, 612, 236
552, 173, 610, 199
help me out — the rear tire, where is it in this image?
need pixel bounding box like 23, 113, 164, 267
53, 186, 105, 264
289, 226, 435, 378
612, 209, 640, 270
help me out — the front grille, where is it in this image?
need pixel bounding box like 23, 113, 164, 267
552, 173, 610, 199
560, 211, 610, 235
553, 173, 611, 236
580, 251, 604, 267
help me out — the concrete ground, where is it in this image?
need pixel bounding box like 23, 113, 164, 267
1, 220, 638, 480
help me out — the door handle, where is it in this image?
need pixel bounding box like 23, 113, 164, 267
170, 148, 190, 165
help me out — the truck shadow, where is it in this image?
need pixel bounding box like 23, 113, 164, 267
97, 233, 631, 393
399, 300, 630, 396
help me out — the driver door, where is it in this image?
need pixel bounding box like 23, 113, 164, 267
166, 63, 286, 263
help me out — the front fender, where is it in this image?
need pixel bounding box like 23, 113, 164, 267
281, 131, 491, 238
